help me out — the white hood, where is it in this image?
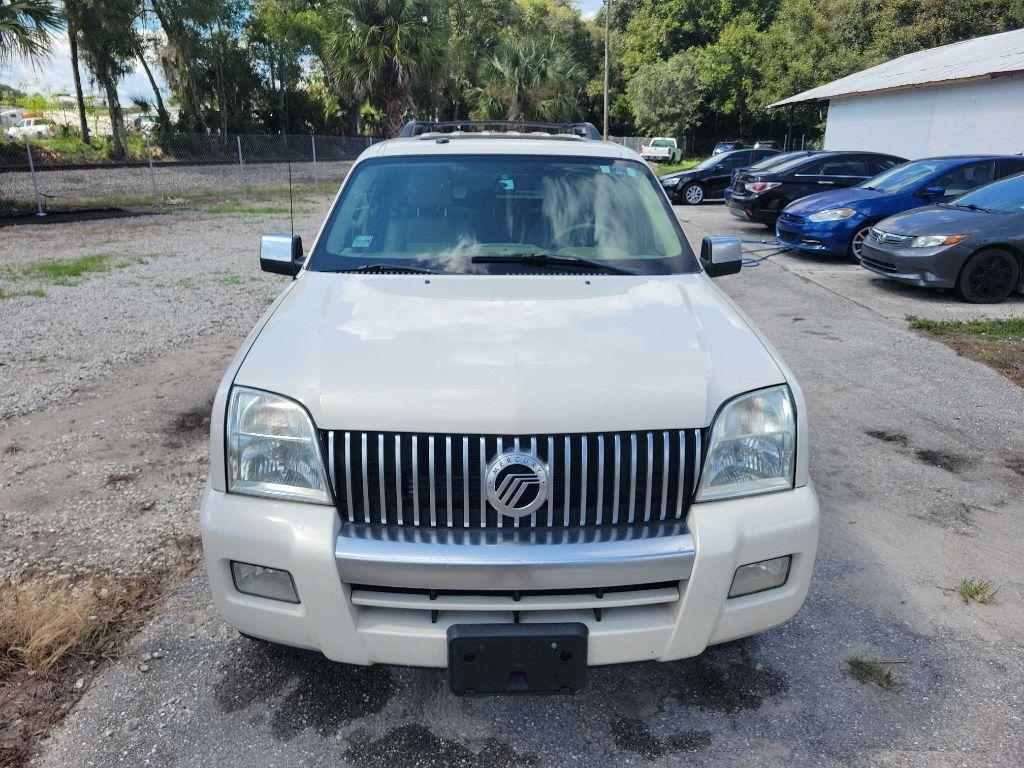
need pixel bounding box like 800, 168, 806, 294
234, 272, 785, 433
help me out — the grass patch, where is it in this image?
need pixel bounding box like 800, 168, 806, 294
907, 316, 1024, 339
908, 315, 1024, 388
0, 287, 46, 300
9, 253, 112, 285
200, 202, 292, 215
846, 656, 902, 691
654, 158, 701, 176
954, 577, 999, 604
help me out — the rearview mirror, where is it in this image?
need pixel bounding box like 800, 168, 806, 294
260, 233, 303, 276
920, 185, 946, 198
700, 236, 743, 277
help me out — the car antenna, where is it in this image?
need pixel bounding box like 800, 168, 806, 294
283, 88, 295, 237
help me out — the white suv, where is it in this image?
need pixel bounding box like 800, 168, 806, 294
201, 120, 818, 694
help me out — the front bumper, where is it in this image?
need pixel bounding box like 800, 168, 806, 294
858, 240, 966, 288
201, 483, 819, 667
775, 216, 857, 256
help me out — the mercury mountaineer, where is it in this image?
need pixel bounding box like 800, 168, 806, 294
201, 120, 819, 695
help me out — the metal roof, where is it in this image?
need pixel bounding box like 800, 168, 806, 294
769, 27, 1024, 107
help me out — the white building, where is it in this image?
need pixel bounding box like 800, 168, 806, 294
770, 28, 1024, 159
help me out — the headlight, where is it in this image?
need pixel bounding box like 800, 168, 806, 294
226, 387, 330, 504
908, 234, 966, 248
695, 385, 796, 502
807, 208, 856, 222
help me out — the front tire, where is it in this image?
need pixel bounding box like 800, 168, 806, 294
848, 224, 873, 261
956, 248, 1019, 303
682, 183, 705, 205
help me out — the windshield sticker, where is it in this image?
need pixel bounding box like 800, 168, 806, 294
499, 176, 514, 190
352, 235, 373, 248
626, 167, 637, 177
600, 165, 611, 174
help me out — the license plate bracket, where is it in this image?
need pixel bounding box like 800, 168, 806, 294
447, 623, 588, 695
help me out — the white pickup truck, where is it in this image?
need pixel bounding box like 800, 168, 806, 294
640, 137, 683, 164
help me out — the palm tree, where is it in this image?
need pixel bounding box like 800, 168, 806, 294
468, 37, 584, 123
324, 0, 446, 138
0, 0, 60, 65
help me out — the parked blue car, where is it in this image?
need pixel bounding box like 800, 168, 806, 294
775, 155, 1024, 259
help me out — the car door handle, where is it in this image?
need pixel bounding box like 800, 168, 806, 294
817, 180, 835, 185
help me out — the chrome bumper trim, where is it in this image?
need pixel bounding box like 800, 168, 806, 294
334, 521, 696, 590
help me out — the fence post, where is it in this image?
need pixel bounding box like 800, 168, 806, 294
145, 134, 158, 202
236, 135, 245, 192
311, 132, 318, 194
24, 135, 45, 217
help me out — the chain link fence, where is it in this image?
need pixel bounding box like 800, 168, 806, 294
0, 132, 377, 220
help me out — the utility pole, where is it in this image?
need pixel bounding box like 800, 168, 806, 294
603, 0, 611, 138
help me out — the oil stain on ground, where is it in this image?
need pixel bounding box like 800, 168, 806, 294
212, 642, 396, 741
345, 724, 539, 768
914, 448, 973, 473
611, 717, 712, 760
865, 429, 909, 447
662, 655, 789, 712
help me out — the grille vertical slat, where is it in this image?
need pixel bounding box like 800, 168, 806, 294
644, 432, 654, 522
627, 433, 638, 523
361, 433, 370, 524
394, 434, 403, 525
327, 429, 702, 530
378, 434, 387, 525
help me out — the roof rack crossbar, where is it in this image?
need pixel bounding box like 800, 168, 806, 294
399, 120, 603, 140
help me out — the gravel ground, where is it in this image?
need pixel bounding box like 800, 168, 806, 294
0, 194, 336, 421
2, 160, 352, 215
2, 201, 1022, 766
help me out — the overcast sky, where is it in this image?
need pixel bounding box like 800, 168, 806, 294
0, 1, 608, 103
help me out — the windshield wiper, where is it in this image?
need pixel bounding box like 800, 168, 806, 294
470, 253, 635, 275
329, 264, 435, 274
954, 203, 994, 213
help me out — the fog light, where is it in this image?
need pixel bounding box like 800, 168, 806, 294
728, 556, 791, 598
230, 561, 300, 603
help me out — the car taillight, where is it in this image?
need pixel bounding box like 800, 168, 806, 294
640, 145, 646, 152
746, 181, 781, 194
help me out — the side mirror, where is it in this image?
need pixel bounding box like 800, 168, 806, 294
920, 185, 945, 199
700, 236, 743, 278
260, 233, 303, 276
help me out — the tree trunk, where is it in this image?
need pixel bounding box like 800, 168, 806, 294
67, 21, 90, 143
102, 80, 126, 158
138, 46, 169, 126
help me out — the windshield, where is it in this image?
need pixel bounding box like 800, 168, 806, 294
860, 160, 950, 193
690, 155, 721, 171
751, 151, 809, 171
650, 139, 675, 147
952, 173, 1024, 212
309, 155, 698, 275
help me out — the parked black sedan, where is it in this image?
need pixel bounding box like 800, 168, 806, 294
859, 171, 1024, 303
728, 151, 906, 227
661, 148, 779, 205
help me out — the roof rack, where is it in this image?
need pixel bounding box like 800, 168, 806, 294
398, 120, 604, 141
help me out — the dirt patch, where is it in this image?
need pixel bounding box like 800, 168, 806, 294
914, 331, 1024, 389
660, 655, 789, 713
169, 401, 213, 436
866, 429, 910, 447
914, 449, 973, 474
0, 565, 196, 767
213, 642, 398, 741
611, 717, 712, 759
916, 502, 975, 535
344, 724, 539, 768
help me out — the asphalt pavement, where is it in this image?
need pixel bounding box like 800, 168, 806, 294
37, 204, 1024, 768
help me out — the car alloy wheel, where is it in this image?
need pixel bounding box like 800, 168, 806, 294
849, 225, 872, 261
683, 184, 704, 205
957, 248, 1019, 304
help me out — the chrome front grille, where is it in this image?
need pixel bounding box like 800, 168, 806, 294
870, 228, 913, 246
324, 430, 704, 529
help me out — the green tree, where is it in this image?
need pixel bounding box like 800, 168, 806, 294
0, 0, 59, 65
467, 36, 585, 122
324, 0, 447, 138
626, 51, 700, 137
691, 14, 766, 133
67, 0, 140, 157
